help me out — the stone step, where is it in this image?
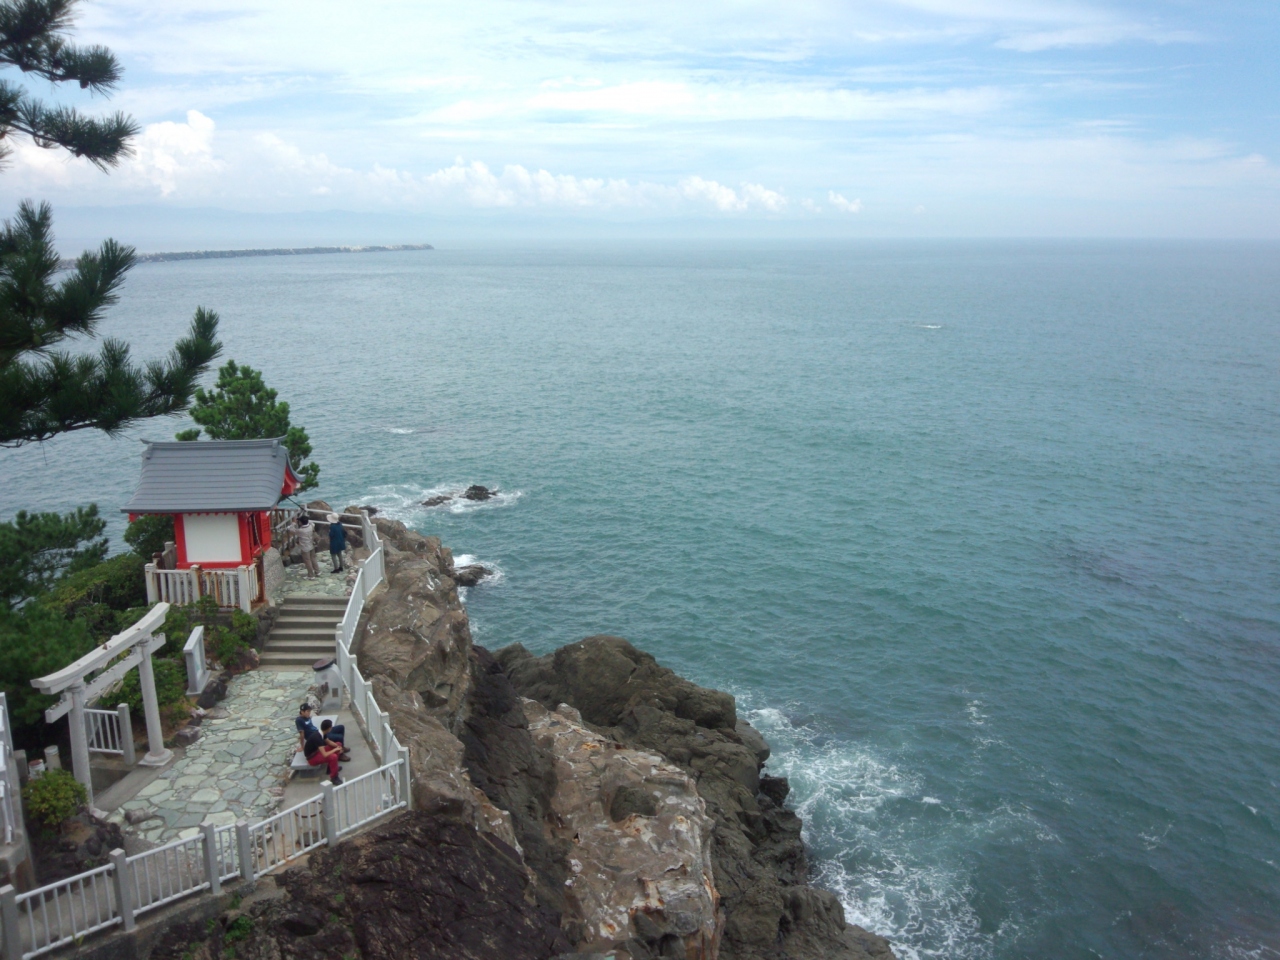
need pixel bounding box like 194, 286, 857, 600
262, 640, 335, 655
259, 652, 328, 667
281, 596, 349, 606
269, 625, 338, 637
274, 614, 343, 628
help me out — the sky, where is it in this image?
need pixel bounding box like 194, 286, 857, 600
2, 0, 1278, 242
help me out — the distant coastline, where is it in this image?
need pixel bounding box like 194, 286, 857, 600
58, 243, 433, 269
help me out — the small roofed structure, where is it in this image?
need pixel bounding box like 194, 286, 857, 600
123, 438, 301, 611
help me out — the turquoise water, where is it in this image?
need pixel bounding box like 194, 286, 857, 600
3, 242, 1278, 959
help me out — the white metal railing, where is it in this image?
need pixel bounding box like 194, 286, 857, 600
331, 512, 409, 776
144, 564, 258, 613
6, 864, 117, 957
127, 834, 208, 916
0, 693, 14, 846
84, 706, 135, 765
183, 626, 209, 696
0, 784, 11, 849
0, 758, 406, 958
246, 795, 326, 878
331, 763, 404, 838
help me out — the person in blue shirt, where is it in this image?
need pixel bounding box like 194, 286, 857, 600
296, 703, 349, 760
327, 513, 347, 573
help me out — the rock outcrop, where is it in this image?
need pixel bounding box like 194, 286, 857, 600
497, 636, 895, 960
149, 812, 570, 960
524, 699, 721, 959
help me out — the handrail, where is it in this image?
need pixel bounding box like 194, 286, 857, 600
0, 759, 408, 958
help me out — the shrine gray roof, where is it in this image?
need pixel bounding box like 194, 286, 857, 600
121, 438, 297, 513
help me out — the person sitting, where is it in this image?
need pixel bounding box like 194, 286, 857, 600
303, 728, 342, 784
297, 703, 351, 761
320, 718, 351, 760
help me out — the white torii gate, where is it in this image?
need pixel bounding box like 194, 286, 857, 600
32, 603, 175, 804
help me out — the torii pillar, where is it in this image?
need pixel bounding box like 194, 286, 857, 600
32, 603, 174, 805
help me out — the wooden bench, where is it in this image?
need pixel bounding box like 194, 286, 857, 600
289, 715, 337, 779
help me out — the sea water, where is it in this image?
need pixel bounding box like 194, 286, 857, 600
3, 241, 1278, 959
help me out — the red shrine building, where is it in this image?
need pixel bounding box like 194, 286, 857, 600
122, 438, 300, 610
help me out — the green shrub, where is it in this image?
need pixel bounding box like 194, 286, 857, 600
0, 605, 96, 729
22, 769, 87, 829
113, 659, 188, 714
124, 514, 174, 559
44, 553, 147, 630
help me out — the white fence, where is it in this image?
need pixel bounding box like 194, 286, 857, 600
84, 706, 135, 766
0, 759, 406, 959
332, 514, 406, 774
143, 564, 259, 613
0, 694, 15, 846
183, 626, 209, 696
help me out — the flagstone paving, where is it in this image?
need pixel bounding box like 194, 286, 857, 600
110, 669, 314, 845
275, 551, 355, 600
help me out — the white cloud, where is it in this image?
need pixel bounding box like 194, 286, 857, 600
828, 192, 864, 213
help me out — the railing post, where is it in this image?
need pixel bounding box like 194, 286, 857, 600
1, 884, 21, 960
235, 820, 253, 881
109, 848, 135, 933
399, 746, 412, 808
201, 823, 221, 895
191, 564, 203, 599
117, 703, 136, 766
237, 565, 251, 613
144, 562, 159, 605
320, 782, 339, 847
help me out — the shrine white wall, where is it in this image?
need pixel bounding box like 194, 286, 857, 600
182, 513, 242, 564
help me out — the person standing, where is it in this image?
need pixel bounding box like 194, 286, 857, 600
293, 512, 319, 579
327, 512, 347, 573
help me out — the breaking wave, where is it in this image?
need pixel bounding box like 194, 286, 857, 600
744, 703, 1002, 960
355, 482, 523, 523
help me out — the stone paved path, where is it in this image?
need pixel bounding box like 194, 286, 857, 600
111, 670, 313, 845
277, 551, 355, 600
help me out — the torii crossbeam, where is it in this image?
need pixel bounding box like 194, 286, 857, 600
32, 603, 174, 803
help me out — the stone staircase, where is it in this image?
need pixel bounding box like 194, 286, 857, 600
260, 595, 349, 669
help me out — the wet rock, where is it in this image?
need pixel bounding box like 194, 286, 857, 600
463, 484, 497, 501
453, 564, 490, 587
421, 494, 453, 507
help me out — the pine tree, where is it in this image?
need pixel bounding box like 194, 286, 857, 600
0, 0, 137, 168
177, 360, 321, 493
0, 201, 222, 445
0, 1, 222, 446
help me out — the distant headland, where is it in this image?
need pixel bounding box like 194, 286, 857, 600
134, 243, 433, 264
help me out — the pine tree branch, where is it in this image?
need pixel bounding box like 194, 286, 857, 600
0, 307, 222, 445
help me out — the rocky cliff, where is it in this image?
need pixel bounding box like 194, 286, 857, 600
163, 515, 895, 960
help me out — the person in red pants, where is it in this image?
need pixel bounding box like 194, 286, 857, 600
303, 728, 342, 784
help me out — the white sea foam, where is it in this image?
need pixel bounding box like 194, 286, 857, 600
744, 701, 1000, 960
356, 482, 523, 524
451, 552, 505, 604
385, 427, 414, 434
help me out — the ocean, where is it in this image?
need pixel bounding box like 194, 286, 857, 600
3, 240, 1278, 959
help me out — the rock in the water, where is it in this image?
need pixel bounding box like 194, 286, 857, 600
421, 494, 453, 507
453, 564, 491, 587
463, 484, 497, 501
149, 811, 571, 960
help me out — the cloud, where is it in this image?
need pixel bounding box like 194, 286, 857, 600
828, 192, 863, 213
680, 177, 786, 212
